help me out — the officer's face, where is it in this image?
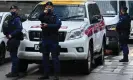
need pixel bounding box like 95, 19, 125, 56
45, 5, 54, 11
121, 9, 125, 14
10, 8, 18, 13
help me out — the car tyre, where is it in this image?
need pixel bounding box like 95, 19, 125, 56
97, 43, 105, 65
0, 43, 6, 65
81, 51, 91, 74
81, 43, 93, 74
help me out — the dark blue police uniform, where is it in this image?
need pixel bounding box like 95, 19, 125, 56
38, 11, 61, 77
116, 11, 131, 62
3, 13, 23, 74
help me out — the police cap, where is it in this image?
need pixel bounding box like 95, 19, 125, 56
10, 5, 19, 10
45, 1, 53, 7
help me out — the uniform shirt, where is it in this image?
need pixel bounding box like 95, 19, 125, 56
9, 16, 23, 37
116, 13, 131, 35
3, 14, 23, 39
38, 12, 62, 41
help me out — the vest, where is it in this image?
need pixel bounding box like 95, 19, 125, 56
41, 13, 58, 40
7, 15, 23, 40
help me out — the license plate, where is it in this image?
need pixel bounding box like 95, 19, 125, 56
34, 44, 40, 50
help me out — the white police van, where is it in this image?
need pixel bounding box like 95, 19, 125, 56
18, 0, 106, 74
95, 0, 129, 55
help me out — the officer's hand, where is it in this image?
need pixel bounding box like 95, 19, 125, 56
7, 35, 12, 39
8, 35, 12, 38
40, 23, 44, 26
43, 23, 47, 27
40, 23, 47, 28
44, 10, 48, 13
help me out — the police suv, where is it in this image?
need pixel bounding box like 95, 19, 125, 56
18, 0, 106, 74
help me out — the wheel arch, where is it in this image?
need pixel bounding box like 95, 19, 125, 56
89, 38, 93, 52
103, 34, 106, 44
1, 41, 6, 46
0, 40, 6, 52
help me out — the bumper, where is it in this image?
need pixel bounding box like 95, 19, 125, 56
18, 51, 87, 60
18, 36, 89, 61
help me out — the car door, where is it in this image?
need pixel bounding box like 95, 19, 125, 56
88, 4, 102, 51
92, 4, 103, 50
0, 15, 4, 39
1, 14, 11, 47
87, 4, 97, 51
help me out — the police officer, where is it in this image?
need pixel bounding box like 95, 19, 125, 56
116, 6, 131, 62
38, 1, 61, 80
4, 5, 23, 77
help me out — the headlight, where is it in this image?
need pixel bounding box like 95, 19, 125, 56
22, 29, 28, 39
106, 24, 117, 31
67, 28, 84, 40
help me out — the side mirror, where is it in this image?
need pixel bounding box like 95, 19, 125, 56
91, 16, 98, 23
91, 15, 102, 23
20, 14, 28, 22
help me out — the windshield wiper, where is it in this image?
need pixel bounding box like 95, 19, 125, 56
61, 15, 83, 20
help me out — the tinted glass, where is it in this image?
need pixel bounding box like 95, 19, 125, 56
88, 4, 101, 24
96, 1, 117, 15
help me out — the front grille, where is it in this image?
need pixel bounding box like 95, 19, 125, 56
29, 31, 66, 42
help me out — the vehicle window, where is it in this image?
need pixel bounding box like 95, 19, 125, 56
88, 4, 102, 24
96, 1, 117, 16
128, 1, 133, 16
93, 4, 101, 15
28, 5, 86, 21
1, 15, 10, 32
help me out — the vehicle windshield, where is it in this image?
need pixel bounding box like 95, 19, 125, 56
28, 5, 86, 21
95, 1, 117, 16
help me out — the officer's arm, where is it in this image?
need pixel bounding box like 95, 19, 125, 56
116, 16, 125, 32
10, 18, 22, 37
117, 16, 127, 28
47, 15, 62, 29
